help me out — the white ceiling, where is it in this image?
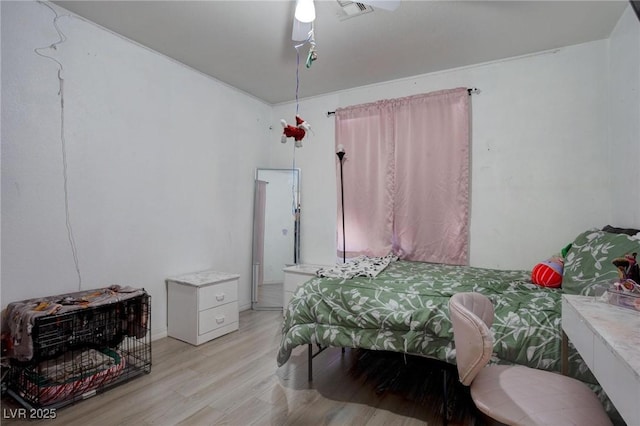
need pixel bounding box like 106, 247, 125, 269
53, 1, 628, 105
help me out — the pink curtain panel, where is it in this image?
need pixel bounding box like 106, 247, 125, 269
335, 88, 470, 265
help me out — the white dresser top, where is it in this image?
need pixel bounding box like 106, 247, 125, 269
563, 295, 640, 381
167, 270, 240, 287
283, 264, 327, 275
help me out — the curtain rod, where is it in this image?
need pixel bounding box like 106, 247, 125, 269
326, 87, 480, 117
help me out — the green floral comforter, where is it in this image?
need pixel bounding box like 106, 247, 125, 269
278, 260, 588, 381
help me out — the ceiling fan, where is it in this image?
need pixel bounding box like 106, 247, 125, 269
291, 0, 401, 41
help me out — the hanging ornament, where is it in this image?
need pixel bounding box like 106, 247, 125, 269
280, 115, 311, 148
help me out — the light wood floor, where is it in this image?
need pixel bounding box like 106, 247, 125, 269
1, 310, 449, 425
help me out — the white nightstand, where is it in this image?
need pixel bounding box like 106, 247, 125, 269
283, 264, 327, 310
167, 270, 239, 345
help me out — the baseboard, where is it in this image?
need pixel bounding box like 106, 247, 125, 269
152, 328, 168, 341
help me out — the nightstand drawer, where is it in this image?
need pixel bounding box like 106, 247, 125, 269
167, 270, 240, 345
198, 280, 238, 311
199, 301, 239, 335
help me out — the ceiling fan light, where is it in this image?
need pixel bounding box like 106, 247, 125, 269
295, 0, 316, 23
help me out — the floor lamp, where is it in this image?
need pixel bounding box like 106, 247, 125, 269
336, 144, 346, 263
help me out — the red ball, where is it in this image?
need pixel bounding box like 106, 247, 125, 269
531, 260, 563, 288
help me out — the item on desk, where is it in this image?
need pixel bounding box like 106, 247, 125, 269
605, 253, 640, 311
605, 289, 640, 311
612, 252, 639, 283
613, 278, 640, 293
611, 253, 639, 294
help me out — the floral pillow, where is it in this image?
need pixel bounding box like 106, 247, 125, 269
562, 229, 640, 295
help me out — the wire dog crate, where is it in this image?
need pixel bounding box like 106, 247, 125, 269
5, 291, 151, 409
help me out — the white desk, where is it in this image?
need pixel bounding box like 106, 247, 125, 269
562, 295, 640, 425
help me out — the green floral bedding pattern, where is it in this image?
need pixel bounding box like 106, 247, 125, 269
562, 229, 640, 296
278, 260, 593, 383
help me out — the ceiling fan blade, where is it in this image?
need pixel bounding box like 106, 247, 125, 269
292, 18, 313, 41
360, 0, 400, 11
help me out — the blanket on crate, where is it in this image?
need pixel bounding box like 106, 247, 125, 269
1, 285, 147, 362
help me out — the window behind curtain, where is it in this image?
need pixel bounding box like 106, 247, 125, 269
335, 88, 470, 265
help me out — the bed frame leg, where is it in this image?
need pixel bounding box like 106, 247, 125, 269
442, 368, 448, 426
308, 344, 336, 382
308, 344, 313, 381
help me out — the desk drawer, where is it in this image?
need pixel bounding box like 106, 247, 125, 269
199, 301, 238, 335
199, 280, 238, 311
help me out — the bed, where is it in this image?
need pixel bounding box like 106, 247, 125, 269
277, 228, 640, 389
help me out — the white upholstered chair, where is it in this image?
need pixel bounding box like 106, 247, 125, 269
448, 292, 612, 426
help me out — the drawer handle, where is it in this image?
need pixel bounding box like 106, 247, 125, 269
216, 294, 225, 302
216, 316, 225, 324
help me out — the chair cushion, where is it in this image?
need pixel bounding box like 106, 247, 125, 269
471, 365, 612, 426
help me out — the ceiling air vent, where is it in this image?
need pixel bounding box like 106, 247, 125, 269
336, 0, 374, 20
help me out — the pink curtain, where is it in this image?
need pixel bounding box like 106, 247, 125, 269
393, 89, 469, 264
335, 102, 394, 258
335, 88, 470, 265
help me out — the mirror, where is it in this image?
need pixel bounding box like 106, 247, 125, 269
252, 168, 300, 310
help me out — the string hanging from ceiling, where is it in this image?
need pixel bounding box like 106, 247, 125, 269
34, 1, 83, 291
279, 21, 315, 150
281, 18, 318, 215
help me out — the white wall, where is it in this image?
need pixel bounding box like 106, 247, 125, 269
1, 1, 272, 338
272, 40, 613, 270
608, 5, 640, 227
3, 2, 637, 341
